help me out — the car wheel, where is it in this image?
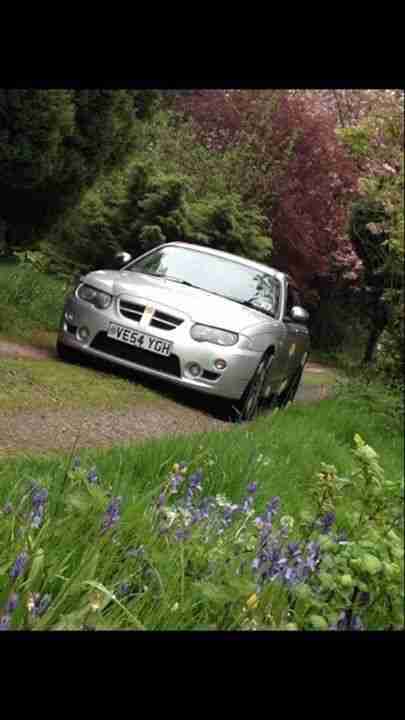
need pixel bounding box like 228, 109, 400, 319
277, 365, 303, 408
231, 352, 274, 422
56, 339, 79, 364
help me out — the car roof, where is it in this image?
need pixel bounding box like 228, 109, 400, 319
163, 242, 286, 281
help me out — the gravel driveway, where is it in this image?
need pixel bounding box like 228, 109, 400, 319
0, 340, 331, 456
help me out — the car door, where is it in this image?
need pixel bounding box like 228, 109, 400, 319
283, 281, 309, 377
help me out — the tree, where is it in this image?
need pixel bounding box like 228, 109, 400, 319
173, 90, 359, 294
0, 89, 153, 252
341, 93, 404, 367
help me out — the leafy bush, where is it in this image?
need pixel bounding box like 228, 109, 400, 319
43, 157, 272, 274
0, 436, 402, 631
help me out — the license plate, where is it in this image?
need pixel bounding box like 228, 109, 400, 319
107, 323, 172, 357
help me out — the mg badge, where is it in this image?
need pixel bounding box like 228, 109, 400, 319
143, 305, 155, 323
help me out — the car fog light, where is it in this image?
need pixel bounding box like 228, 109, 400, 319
214, 359, 227, 370
188, 362, 202, 377
78, 326, 90, 342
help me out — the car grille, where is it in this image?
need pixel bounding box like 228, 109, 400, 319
202, 370, 220, 381
119, 299, 184, 331
91, 332, 181, 377
119, 300, 145, 322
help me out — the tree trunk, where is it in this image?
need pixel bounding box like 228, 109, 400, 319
362, 294, 389, 366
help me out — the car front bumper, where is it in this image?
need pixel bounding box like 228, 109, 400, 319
58, 294, 263, 401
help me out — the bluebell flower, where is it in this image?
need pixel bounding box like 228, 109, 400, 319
118, 582, 131, 597
28, 593, 52, 617
284, 567, 299, 586
319, 512, 336, 534
0, 614, 11, 631
31, 503, 46, 529
87, 467, 99, 484
101, 497, 122, 534
72, 456, 81, 469
157, 493, 166, 508
247, 482, 257, 494
5, 593, 19, 613
187, 469, 204, 496
350, 615, 364, 631
10, 551, 29, 580
240, 496, 254, 513
171, 474, 183, 492
32, 488, 48, 507
267, 496, 281, 515
305, 541, 321, 571
175, 529, 190, 542
358, 591, 370, 607
287, 543, 301, 560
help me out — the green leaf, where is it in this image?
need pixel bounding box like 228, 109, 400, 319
309, 614, 328, 630
27, 548, 44, 589
362, 554, 382, 575
82, 581, 144, 630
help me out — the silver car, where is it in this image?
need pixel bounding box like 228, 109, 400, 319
57, 242, 310, 420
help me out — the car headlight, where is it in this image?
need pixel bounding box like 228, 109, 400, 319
190, 324, 239, 346
76, 284, 113, 310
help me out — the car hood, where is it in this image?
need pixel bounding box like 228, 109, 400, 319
84, 270, 276, 332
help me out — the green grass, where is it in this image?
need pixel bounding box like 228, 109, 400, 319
0, 260, 66, 344
0, 381, 402, 631
0, 357, 160, 412
1, 387, 402, 518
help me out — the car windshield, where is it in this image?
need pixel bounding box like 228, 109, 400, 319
127, 245, 281, 318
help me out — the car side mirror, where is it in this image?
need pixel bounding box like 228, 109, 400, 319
113, 251, 132, 269
290, 305, 309, 324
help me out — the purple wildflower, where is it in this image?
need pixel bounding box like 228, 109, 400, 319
87, 467, 99, 484
32, 488, 48, 508
5, 593, 19, 613
170, 474, 183, 492
305, 541, 321, 571
101, 496, 122, 534
29, 593, 52, 618
0, 615, 11, 631
333, 611, 364, 631
175, 529, 190, 542
350, 615, 364, 631
72, 456, 81, 469
240, 496, 254, 513
118, 582, 131, 597
267, 496, 281, 515
157, 493, 166, 508
247, 482, 257, 494
31, 503, 46, 529
187, 469, 204, 496
319, 512, 336, 534
10, 551, 29, 580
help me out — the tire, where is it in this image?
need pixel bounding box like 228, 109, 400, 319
56, 339, 79, 364
230, 352, 274, 422
277, 365, 304, 409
